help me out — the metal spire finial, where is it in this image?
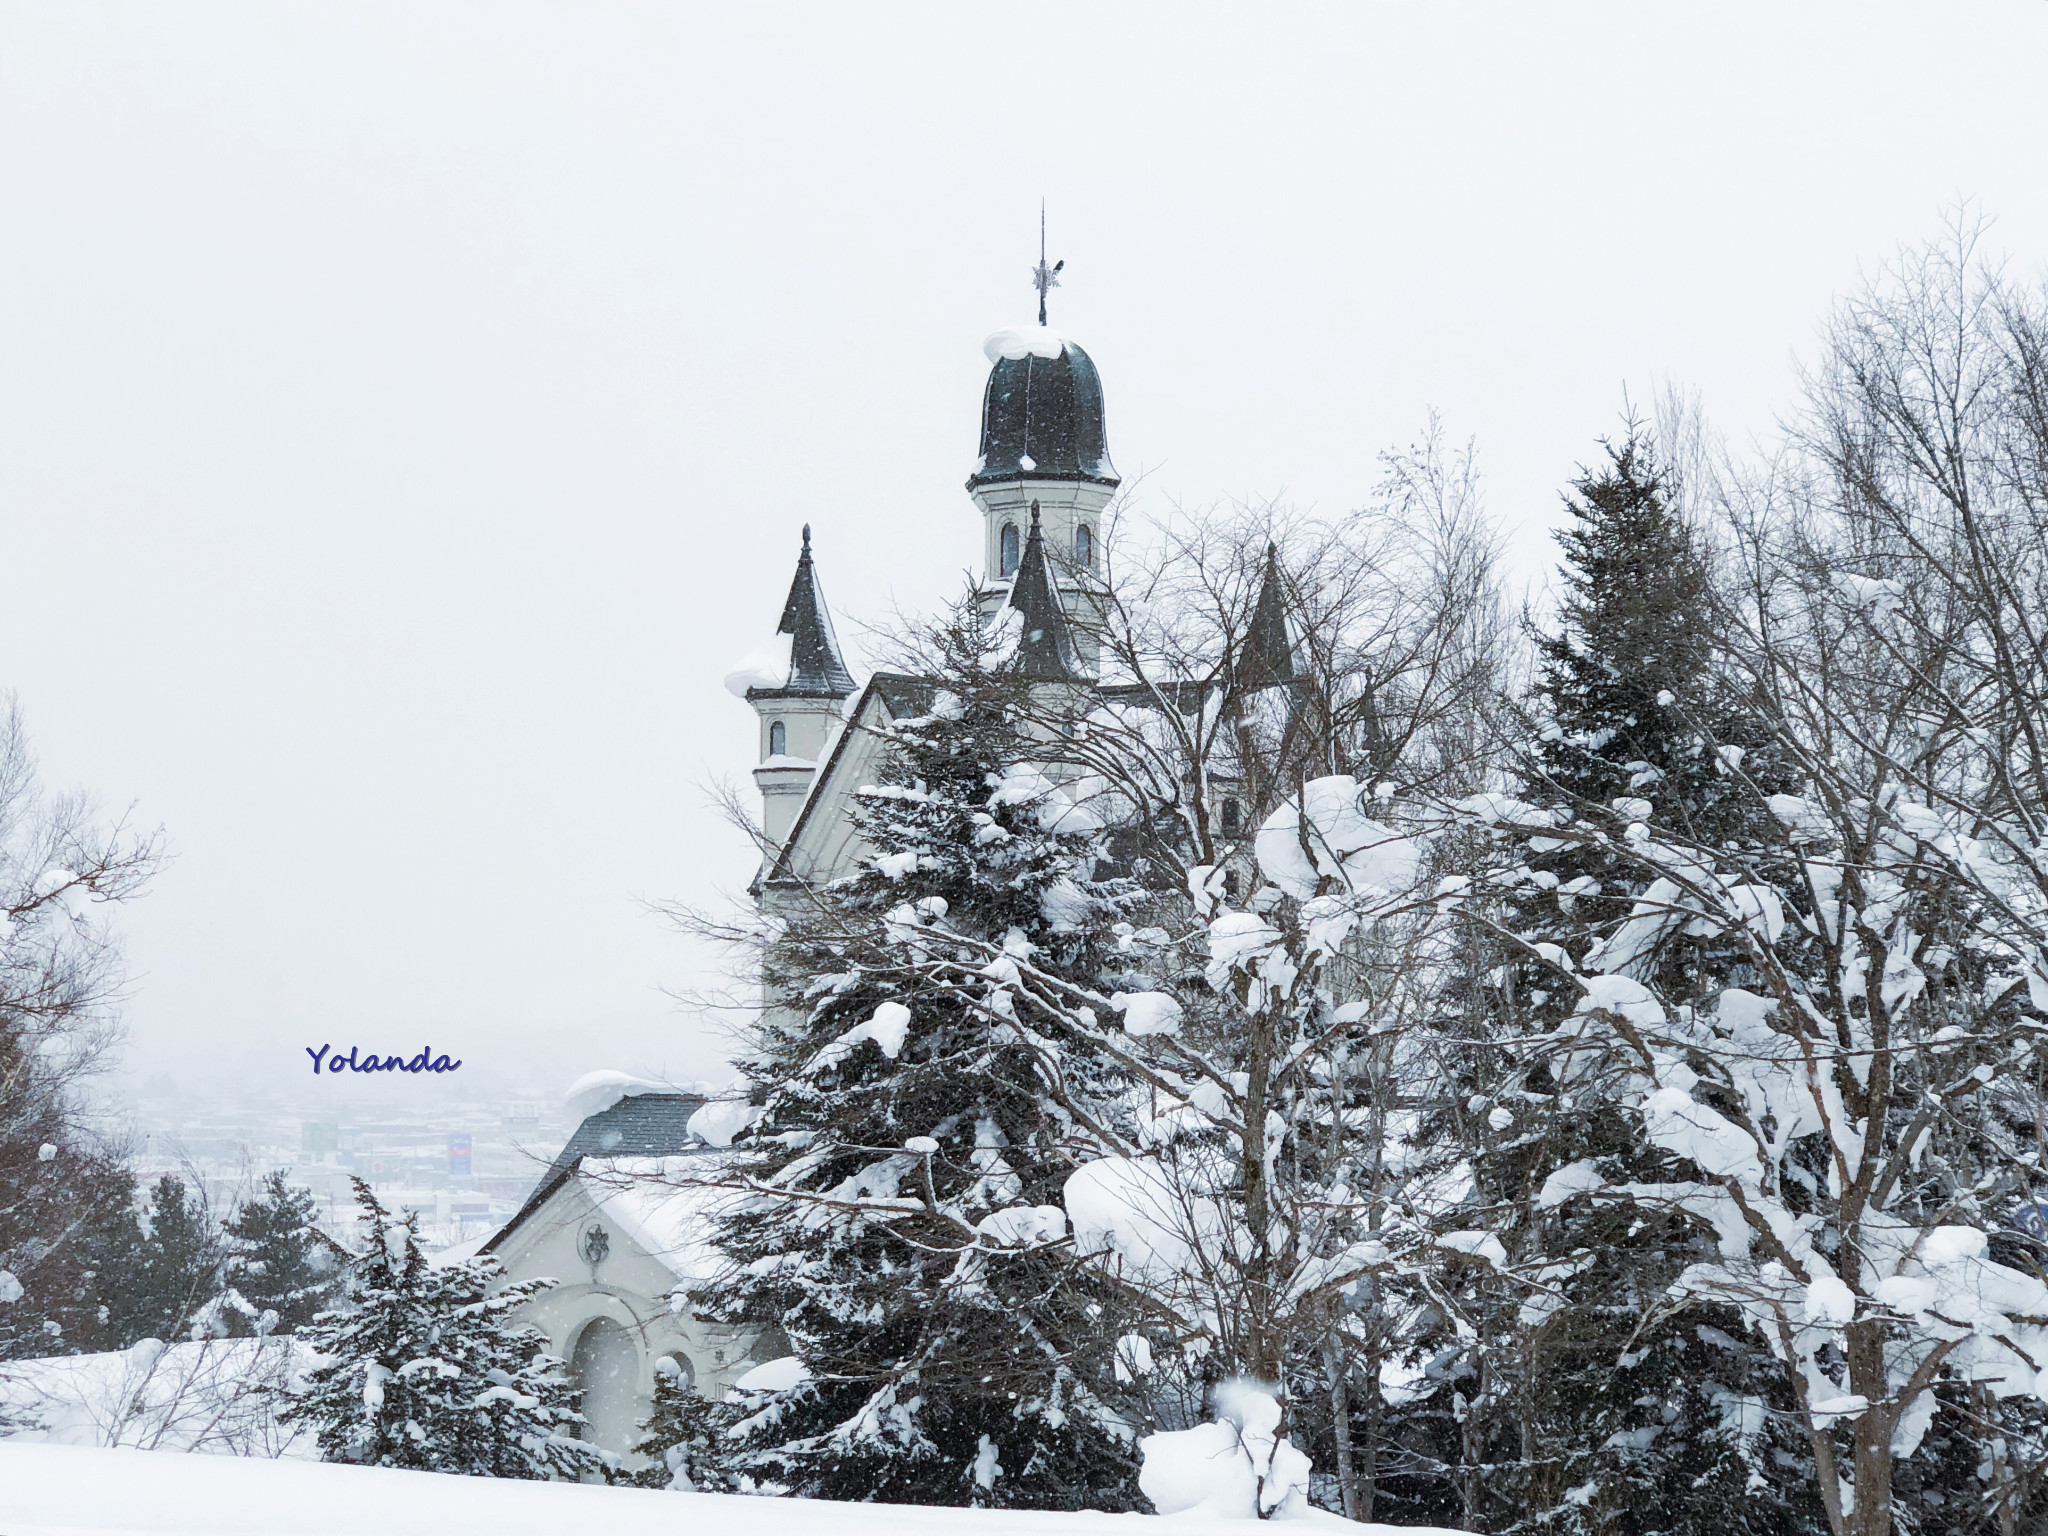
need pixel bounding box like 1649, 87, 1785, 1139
1031, 201, 1064, 327
802, 523, 812, 551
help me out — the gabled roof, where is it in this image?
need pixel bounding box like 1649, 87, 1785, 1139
748, 526, 856, 701
481, 1092, 711, 1257
1006, 505, 1086, 683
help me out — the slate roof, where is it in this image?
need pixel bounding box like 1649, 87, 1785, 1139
1236, 543, 1297, 693
748, 526, 857, 701
481, 1092, 713, 1256
1006, 507, 1086, 684
969, 340, 1118, 491
870, 672, 936, 720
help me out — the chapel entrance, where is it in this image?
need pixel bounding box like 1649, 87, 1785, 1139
568, 1316, 640, 1452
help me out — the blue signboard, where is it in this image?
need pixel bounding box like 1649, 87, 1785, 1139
449, 1133, 473, 1177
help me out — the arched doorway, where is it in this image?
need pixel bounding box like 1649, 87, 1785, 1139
569, 1316, 641, 1452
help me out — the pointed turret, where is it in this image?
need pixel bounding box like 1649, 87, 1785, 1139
748, 525, 856, 701
1003, 504, 1086, 683
728, 527, 856, 848
1236, 543, 1296, 693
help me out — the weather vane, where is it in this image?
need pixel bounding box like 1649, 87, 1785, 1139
1032, 200, 1063, 327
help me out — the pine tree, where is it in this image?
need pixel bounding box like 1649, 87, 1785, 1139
223, 1172, 341, 1334
1452, 424, 1824, 1534
114, 1175, 225, 1345
278, 1179, 607, 1480
0, 1117, 143, 1360
628, 1355, 733, 1490
700, 607, 1147, 1509
0, 700, 161, 1363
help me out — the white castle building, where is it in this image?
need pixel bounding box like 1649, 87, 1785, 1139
731, 308, 1291, 894
740, 318, 1139, 886
484, 294, 1292, 1468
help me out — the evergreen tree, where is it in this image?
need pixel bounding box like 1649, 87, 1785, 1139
223, 1171, 340, 1334
0, 1127, 140, 1359
700, 607, 1148, 1509
628, 1354, 733, 1490
0, 700, 161, 1362
278, 1178, 606, 1480
1449, 425, 1824, 1534
114, 1175, 225, 1344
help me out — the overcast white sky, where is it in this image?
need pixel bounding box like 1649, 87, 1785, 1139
3, 3, 2046, 1102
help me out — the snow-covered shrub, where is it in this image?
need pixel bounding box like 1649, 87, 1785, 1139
0, 1335, 308, 1455
1138, 1380, 1310, 1519
277, 1179, 607, 1480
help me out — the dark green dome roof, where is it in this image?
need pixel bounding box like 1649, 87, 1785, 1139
968, 327, 1118, 491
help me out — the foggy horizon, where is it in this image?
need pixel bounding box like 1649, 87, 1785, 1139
4, 2, 2046, 1104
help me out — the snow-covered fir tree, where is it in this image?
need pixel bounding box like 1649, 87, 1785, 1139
223, 1172, 340, 1335
1441, 434, 1810, 1536
278, 1179, 606, 1480
699, 597, 1149, 1509
117, 1175, 227, 1345
627, 1354, 733, 1490
1439, 427, 1824, 1534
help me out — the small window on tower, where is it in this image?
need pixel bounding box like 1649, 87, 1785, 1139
1221, 798, 1242, 835
1076, 524, 1094, 567
1001, 523, 1020, 577
768, 720, 786, 757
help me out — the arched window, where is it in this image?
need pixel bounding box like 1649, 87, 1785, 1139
1000, 523, 1020, 577
1075, 524, 1094, 567
1221, 798, 1242, 835
768, 720, 786, 757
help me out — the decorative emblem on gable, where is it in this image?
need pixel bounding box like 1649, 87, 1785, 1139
579, 1221, 611, 1267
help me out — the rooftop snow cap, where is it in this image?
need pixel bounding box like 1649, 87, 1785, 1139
743, 525, 856, 701
969, 326, 1118, 491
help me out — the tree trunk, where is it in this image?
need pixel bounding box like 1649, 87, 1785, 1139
1239, 997, 1281, 1380
1844, 1319, 1894, 1536
1325, 1332, 1360, 1519
1357, 1346, 1380, 1523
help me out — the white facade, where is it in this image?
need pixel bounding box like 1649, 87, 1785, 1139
972, 475, 1112, 662
482, 1132, 753, 1467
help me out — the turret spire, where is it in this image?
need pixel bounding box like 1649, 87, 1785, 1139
1237, 541, 1296, 693
1003, 501, 1085, 682
753, 527, 855, 700
1031, 202, 1063, 328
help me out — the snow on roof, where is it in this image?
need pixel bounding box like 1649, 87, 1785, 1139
576, 1155, 737, 1284
428, 1231, 492, 1268
736, 529, 856, 702
983, 324, 1068, 363
562, 1069, 674, 1121
723, 631, 794, 698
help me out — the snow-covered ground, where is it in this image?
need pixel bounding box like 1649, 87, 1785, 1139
0, 1442, 1460, 1536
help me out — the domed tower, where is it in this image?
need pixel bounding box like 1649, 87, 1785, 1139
968, 286, 1116, 662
